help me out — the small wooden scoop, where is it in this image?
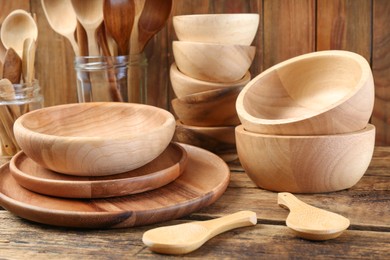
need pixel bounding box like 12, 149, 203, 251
278, 192, 350, 240
142, 211, 257, 255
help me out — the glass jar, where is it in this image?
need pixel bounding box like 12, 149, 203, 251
0, 80, 43, 164
74, 56, 129, 102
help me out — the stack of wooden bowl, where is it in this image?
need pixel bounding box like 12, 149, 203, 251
235, 50, 376, 193
170, 14, 259, 163
0, 102, 230, 228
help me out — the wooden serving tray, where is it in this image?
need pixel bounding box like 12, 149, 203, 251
0, 144, 230, 229
9, 143, 187, 198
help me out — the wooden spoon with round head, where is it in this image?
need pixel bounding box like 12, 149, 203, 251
71, 0, 104, 56
142, 211, 257, 255
0, 9, 38, 58
103, 0, 135, 56
41, 0, 79, 56
137, 0, 172, 53
278, 192, 350, 240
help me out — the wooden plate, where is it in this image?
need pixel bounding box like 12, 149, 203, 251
0, 144, 230, 228
9, 143, 187, 199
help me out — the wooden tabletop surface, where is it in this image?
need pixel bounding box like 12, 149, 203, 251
0, 147, 389, 259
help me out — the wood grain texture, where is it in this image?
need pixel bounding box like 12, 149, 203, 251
372, 0, 390, 145
317, 0, 372, 61
0, 146, 389, 258
0, 144, 230, 228
9, 143, 187, 198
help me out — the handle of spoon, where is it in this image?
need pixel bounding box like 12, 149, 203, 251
201, 211, 257, 238
278, 192, 310, 211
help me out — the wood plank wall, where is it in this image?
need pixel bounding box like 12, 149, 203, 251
0, 0, 389, 145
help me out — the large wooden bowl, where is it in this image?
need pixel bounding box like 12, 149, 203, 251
171, 86, 242, 127
173, 13, 259, 45
173, 41, 256, 83
170, 63, 251, 98
236, 50, 374, 135
235, 124, 376, 193
13, 102, 176, 176
173, 121, 236, 162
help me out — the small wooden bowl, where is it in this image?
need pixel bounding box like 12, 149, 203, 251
236, 50, 374, 135
173, 13, 259, 45
170, 63, 251, 98
173, 121, 236, 161
171, 86, 242, 127
173, 41, 256, 83
235, 124, 376, 193
13, 102, 176, 176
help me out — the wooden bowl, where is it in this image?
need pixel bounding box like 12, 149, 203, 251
173, 41, 256, 83
173, 121, 236, 161
13, 102, 176, 176
235, 124, 376, 193
236, 50, 375, 135
173, 13, 259, 45
170, 63, 251, 98
171, 86, 242, 127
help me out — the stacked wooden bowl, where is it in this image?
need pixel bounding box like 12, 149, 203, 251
0, 102, 230, 228
171, 14, 259, 162
235, 50, 376, 193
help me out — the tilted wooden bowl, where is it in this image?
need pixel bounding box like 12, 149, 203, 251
173, 121, 236, 161
236, 50, 374, 135
173, 41, 256, 83
171, 86, 242, 127
235, 124, 375, 193
173, 13, 259, 45
13, 102, 176, 176
170, 62, 251, 98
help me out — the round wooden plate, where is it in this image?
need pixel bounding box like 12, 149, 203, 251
9, 143, 188, 198
0, 144, 230, 229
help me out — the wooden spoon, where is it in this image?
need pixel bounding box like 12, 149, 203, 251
278, 192, 350, 241
0, 9, 38, 58
41, 0, 79, 56
3, 48, 22, 84
103, 0, 135, 56
137, 0, 172, 53
71, 0, 104, 56
22, 38, 36, 84
142, 211, 257, 255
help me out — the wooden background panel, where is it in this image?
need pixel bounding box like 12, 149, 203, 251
372, 0, 390, 145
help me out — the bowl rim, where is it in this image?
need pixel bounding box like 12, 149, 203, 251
172, 40, 257, 49
235, 123, 375, 139
14, 102, 175, 142
236, 50, 373, 125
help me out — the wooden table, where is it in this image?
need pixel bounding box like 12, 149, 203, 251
0, 147, 389, 259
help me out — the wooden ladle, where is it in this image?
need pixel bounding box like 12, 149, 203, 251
41, 0, 79, 55
136, 0, 172, 53
278, 192, 350, 240
142, 211, 257, 255
71, 0, 104, 56
0, 9, 38, 58
103, 0, 135, 56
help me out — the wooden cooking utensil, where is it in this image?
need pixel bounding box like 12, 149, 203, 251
130, 0, 146, 54
22, 38, 36, 83
0, 144, 230, 228
142, 211, 257, 255
41, 0, 79, 55
137, 0, 172, 53
3, 48, 22, 84
278, 192, 350, 240
76, 21, 89, 56
0, 9, 38, 58
103, 0, 135, 56
10, 143, 187, 198
71, 0, 104, 56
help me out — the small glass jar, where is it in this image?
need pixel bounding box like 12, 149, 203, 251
74, 56, 129, 102
0, 80, 43, 164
